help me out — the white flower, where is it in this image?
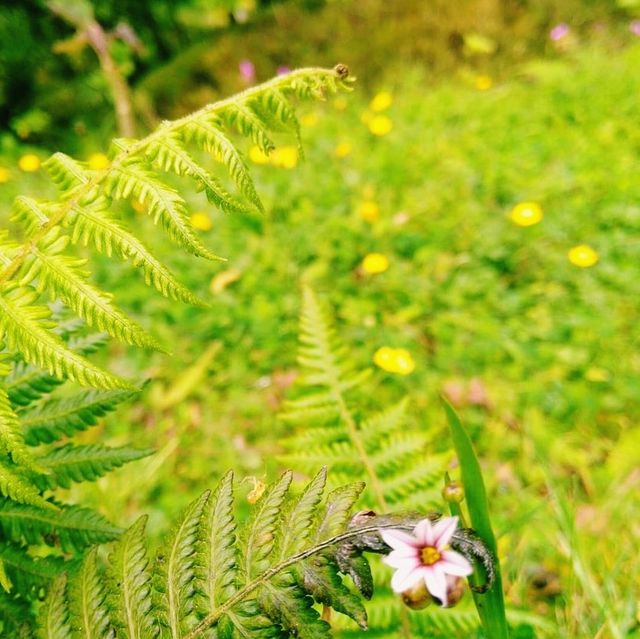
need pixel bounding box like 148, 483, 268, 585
380, 515, 473, 607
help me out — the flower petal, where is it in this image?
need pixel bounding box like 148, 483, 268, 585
423, 565, 447, 606
432, 515, 459, 549
383, 550, 420, 570
440, 550, 473, 576
380, 528, 419, 551
390, 565, 425, 593
413, 518, 435, 546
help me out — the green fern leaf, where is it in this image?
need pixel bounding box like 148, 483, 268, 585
154, 490, 210, 637
0, 541, 68, 592
20, 388, 137, 446
0, 501, 121, 552
68, 548, 112, 639
22, 229, 161, 350
32, 444, 154, 490
243, 471, 292, 581
44, 153, 90, 191
106, 160, 221, 261
181, 119, 263, 211
196, 470, 237, 613
11, 196, 54, 239
0, 385, 42, 472
107, 516, 158, 639
0, 285, 132, 390
67, 200, 204, 306
38, 573, 72, 639
0, 459, 56, 509
145, 135, 252, 215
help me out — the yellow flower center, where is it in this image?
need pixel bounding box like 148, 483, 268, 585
420, 546, 441, 566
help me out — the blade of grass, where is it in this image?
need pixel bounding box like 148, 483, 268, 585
443, 399, 509, 639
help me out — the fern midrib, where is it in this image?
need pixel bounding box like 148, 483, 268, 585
0, 508, 120, 534
0, 67, 340, 289
184, 521, 411, 639
18, 394, 116, 428
316, 321, 388, 511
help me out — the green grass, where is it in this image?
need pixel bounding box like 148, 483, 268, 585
2, 39, 640, 638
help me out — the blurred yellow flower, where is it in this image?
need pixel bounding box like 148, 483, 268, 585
368, 115, 393, 136
510, 202, 543, 227
191, 211, 213, 231
0, 167, 11, 183
249, 145, 270, 164
585, 366, 610, 382
132, 200, 146, 213
334, 142, 352, 158
362, 252, 389, 274
270, 145, 298, 169
18, 154, 40, 172
475, 75, 493, 91
88, 152, 109, 170
334, 96, 348, 111
358, 200, 380, 223
370, 91, 393, 112
568, 244, 598, 268
210, 268, 241, 294
301, 112, 319, 127
373, 347, 416, 375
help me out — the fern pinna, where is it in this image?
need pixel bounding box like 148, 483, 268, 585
0, 327, 152, 635
35, 467, 494, 639
279, 288, 484, 638
0, 67, 352, 634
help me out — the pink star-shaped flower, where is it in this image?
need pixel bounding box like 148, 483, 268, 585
380, 515, 473, 607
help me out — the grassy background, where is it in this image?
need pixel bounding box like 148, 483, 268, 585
1, 3, 640, 637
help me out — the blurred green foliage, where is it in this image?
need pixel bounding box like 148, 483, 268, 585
2, 1, 640, 637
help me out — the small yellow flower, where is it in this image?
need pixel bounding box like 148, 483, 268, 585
370, 91, 393, 112
362, 252, 389, 274
568, 244, 598, 268
334, 97, 348, 111
357, 200, 380, 223
131, 200, 146, 214
334, 142, 352, 158
368, 115, 393, 137
87, 152, 109, 170
0, 167, 11, 183
270, 145, 298, 169
191, 211, 213, 231
510, 202, 543, 227
18, 154, 40, 172
300, 112, 319, 128
475, 75, 493, 91
249, 145, 270, 164
373, 347, 416, 375
585, 367, 610, 382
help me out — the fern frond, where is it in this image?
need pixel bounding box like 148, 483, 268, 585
107, 516, 158, 638
1, 66, 350, 397
32, 444, 154, 490
0, 285, 132, 390
0, 541, 68, 592
0, 501, 121, 552
38, 573, 72, 639
68, 200, 205, 306
279, 289, 456, 638
22, 229, 162, 350
6, 333, 109, 407
154, 490, 210, 637
68, 548, 113, 639
106, 160, 222, 261
0, 386, 40, 472
0, 459, 56, 509
20, 388, 137, 446
181, 119, 263, 211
